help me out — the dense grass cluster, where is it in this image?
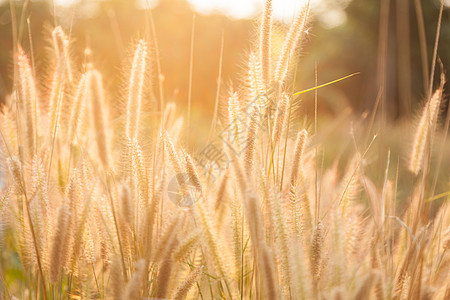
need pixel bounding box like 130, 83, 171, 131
0, 1, 449, 299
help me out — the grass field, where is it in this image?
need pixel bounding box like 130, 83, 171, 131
0, 0, 449, 299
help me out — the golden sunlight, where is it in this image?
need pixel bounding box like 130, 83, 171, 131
0, 0, 449, 299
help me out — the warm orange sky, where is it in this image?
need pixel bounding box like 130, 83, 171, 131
49, 0, 354, 28
54, 0, 321, 21
174, 0, 316, 20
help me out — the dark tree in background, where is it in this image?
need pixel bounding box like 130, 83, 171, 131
304, 0, 449, 119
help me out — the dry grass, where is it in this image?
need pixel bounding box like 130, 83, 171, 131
0, 1, 449, 299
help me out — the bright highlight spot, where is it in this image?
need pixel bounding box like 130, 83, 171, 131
53, 0, 349, 27
187, 0, 318, 21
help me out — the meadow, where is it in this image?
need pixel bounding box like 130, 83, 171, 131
0, 0, 449, 299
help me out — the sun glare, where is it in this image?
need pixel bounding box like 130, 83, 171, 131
187, 0, 317, 21
53, 0, 321, 22
1, 0, 449, 299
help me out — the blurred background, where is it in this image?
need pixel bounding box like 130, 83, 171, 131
0, 0, 449, 123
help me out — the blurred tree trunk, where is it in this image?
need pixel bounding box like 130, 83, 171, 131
377, 0, 390, 122
396, 0, 412, 117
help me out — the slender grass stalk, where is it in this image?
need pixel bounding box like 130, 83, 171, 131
409, 87, 443, 175
244, 108, 258, 177
260, 0, 272, 85
273, 1, 309, 86
89, 69, 112, 170
173, 266, 203, 300
68, 73, 88, 145
126, 40, 147, 140
8, 157, 48, 299
16, 47, 38, 158
187, 14, 195, 137
49, 204, 69, 283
